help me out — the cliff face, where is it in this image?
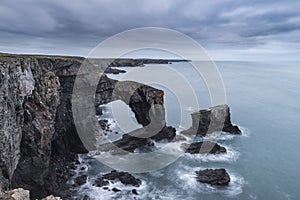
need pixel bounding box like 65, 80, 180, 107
0, 55, 166, 198
182, 105, 241, 136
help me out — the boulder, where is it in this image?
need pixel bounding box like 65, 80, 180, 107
182, 141, 226, 154
195, 169, 230, 186
93, 170, 141, 188
74, 175, 88, 186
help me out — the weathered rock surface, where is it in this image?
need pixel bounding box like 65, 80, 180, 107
195, 169, 230, 186
182, 104, 241, 136
93, 170, 141, 188
182, 141, 226, 154
0, 188, 30, 200
0, 54, 166, 199
0, 188, 62, 200
98, 126, 176, 153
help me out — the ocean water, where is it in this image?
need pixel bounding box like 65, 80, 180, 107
74, 61, 300, 200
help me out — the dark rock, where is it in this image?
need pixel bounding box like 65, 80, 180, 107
94, 170, 141, 188
182, 141, 226, 154
195, 169, 230, 186
112, 188, 121, 192
182, 105, 241, 136
101, 125, 176, 153
74, 175, 88, 186
93, 178, 109, 187
0, 54, 173, 198
113, 134, 154, 153
75, 160, 81, 165
104, 67, 126, 74
150, 126, 176, 142
132, 189, 138, 195
95, 107, 103, 116
69, 170, 76, 177
83, 195, 91, 200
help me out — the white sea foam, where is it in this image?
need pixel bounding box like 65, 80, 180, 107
239, 125, 251, 137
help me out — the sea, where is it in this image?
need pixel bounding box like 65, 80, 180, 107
72, 61, 300, 200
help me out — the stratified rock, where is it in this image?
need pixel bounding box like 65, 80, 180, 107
195, 169, 230, 186
74, 175, 88, 186
0, 54, 167, 198
93, 170, 141, 188
182, 141, 226, 154
182, 105, 241, 136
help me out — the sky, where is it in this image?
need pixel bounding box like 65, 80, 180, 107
0, 0, 300, 61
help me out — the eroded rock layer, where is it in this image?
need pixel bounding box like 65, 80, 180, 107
0, 55, 166, 199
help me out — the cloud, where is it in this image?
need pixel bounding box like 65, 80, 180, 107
0, 0, 299, 60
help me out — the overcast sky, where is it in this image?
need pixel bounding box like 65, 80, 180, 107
1, 0, 300, 61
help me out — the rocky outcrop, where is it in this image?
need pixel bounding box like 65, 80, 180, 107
93, 170, 141, 187
98, 126, 176, 153
0, 54, 167, 199
195, 169, 230, 186
182, 105, 241, 136
182, 141, 226, 154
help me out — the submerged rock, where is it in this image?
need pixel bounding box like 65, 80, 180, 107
112, 188, 121, 192
132, 189, 138, 195
182, 141, 226, 154
93, 170, 141, 188
195, 169, 230, 186
182, 104, 241, 136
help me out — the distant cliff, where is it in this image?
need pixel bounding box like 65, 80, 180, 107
0, 54, 166, 199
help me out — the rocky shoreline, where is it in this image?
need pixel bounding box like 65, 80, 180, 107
0, 53, 241, 199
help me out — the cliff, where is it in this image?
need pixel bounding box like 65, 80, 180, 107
0, 54, 166, 199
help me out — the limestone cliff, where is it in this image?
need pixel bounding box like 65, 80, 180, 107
0, 54, 166, 199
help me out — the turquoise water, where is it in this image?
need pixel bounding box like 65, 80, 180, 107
75, 61, 300, 200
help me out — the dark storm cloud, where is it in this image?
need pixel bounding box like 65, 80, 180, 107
0, 0, 300, 59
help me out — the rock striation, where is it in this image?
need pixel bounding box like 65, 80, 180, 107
0, 54, 167, 199
182, 104, 241, 136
